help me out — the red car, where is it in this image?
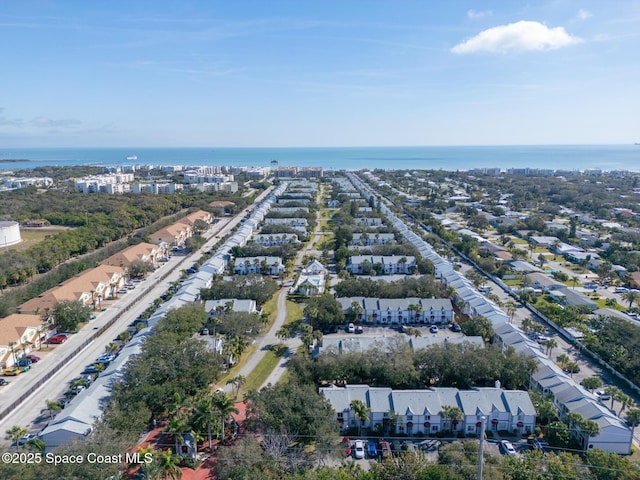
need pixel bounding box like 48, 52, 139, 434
27, 355, 40, 363
48, 335, 67, 344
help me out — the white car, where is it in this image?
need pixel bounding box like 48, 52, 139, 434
347, 323, 355, 334
596, 390, 611, 401
353, 440, 365, 459
500, 440, 516, 456
429, 325, 438, 334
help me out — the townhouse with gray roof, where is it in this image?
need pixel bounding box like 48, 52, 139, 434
346, 255, 416, 275
337, 297, 454, 325
320, 384, 536, 436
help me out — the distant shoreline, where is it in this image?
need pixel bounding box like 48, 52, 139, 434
0, 159, 31, 163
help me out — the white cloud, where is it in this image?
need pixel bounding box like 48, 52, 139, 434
451, 20, 581, 54
467, 9, 492, 20
577, 9, 593, 20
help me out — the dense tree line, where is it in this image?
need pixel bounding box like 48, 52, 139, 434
231, 242, 301, 262
583, 317, 640, 387
105, 304, 218, 434
291, 341, 536, 391
334, 276, 450, 299
201, 275, 280, 306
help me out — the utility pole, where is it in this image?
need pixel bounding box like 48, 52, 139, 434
477, 415, 486, 480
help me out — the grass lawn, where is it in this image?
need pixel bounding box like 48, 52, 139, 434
596, 298, 623, 310
260, 292, 280, 330
1, 226, 72, 253
215, 343, 257, 388
238, 344, 287, 396
286, 300, 304, 325
511, 237, 528, 245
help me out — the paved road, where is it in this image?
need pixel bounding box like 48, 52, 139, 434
0, 187, 274, 443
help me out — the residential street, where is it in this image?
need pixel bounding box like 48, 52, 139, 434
0, 188, 274, 444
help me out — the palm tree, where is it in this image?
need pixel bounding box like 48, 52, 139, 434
505, 301, 517, 322
226, 375, 246, 400
605, 386, 622, 411
26, 437, 46, 453
167, 413, 190, 457
625, 408, 640, 438
157, 449, 183, 480
617, 393, 634, 417
439, 405, 463, 432
191, 396, 217, 450
564, 361, 580, 377
41, 400, 63, 421
5, 425, 27, 450
350, 301, 363, 323
106, 342, 120, 354
350, 399, 370, 436
621, 290, 640, 309
212, 392, 239, 444
541, 338, 558, 356
556, 353, 570, 368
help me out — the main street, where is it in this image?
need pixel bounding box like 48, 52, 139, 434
0, 187, 274, 444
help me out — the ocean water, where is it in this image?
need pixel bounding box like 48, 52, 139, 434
0, 145, 638, 172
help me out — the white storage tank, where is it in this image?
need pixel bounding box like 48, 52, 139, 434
0, 221, 21, 247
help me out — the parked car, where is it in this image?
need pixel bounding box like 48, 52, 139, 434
48, 335, 68, 344
96, 353, 116, 363
401, 441, 417, 452
347, 323, 355, 334
378, 440, 392, 458
17, 433, 38, 446
0, 379, 10, 386
82, 365, 100, 374
366, 441, 378, 459
26, 355, 40, 363
353, 440, 365, 459
356, 325, 364, 334
450, 323, 462, 332
16, 358, 32, 367
418, 439, 441, 452
3, 366, 29, 376
596, 390, 611, 401
500, 440, 517, 456
429, 325, 438, 334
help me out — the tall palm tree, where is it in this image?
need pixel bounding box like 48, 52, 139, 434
625, 408, 640, 438
41, 400, 63, 421
350, 399, 370, 436
226, 375, 246, 400
541, 338, 558, 356
191, 396, 217, 450
5, 425, 27, 450
212, 392, 239, 444
617, 393, 634, 417
605, 386, 622, 411
505, 301, 517, 322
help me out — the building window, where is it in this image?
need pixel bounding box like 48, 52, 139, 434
407, 415, 413, 421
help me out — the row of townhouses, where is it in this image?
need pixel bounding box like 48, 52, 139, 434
347, 172, 634, 454
337, 297, 454, 325
346, 255, 416, 275
321, 384, 536, 436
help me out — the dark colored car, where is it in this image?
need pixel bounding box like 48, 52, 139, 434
27, 355, 41, 363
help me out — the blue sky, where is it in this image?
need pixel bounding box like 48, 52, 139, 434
1, 1, 639, 147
